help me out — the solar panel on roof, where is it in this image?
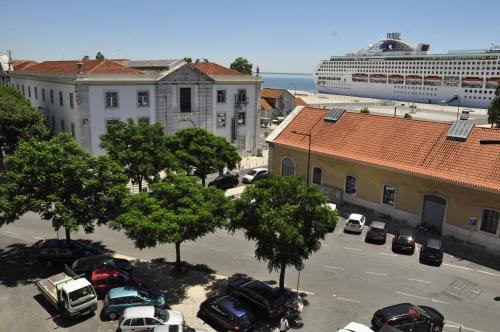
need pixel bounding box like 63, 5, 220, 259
324, 108, 346, 122
446, 120, 474, 141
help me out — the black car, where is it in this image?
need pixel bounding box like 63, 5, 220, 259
392, 229, 416, 254
365, 221, 388, 244
37, 239, 99, 267
371, 303, 445, 332
227, 277, 289, 319
208, 173, 239, 190
71, 255, 133, 278
419, 238, 444, 266
198, 295, 255, 332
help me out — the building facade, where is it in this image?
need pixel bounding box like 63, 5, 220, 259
267, 106, 500, 252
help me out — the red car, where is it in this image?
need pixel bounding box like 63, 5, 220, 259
90, 268, 140, 297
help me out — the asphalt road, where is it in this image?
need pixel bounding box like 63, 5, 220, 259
1, 212, 499, 332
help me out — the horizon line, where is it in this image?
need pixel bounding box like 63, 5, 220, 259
258, 71, 312, 76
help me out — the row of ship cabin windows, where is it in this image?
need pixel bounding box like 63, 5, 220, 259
281, 157, 500, 236
320, 70, 500, 76
321, 59, 500, 67
14, 83, 75, 109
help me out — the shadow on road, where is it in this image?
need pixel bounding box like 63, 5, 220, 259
33, 293, 95, 328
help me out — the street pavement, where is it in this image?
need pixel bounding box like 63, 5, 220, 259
1, 212, 499, 332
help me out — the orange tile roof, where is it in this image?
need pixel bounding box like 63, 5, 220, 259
294, 97, 308, 106
261, 88, 284, 99
11, 60, 38, 71
194, 62, 242, 76
19, 60, 143, 75
261, 98, 274, 110
272, 107, 500, 192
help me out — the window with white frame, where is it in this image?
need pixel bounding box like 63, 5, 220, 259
105, 118, 120, 132
217, 90, 226, 103
137, 91, 150, 107
60, 119, 65, 131
217, 112, 226, 128
34, 87, 38, 99
312, 167, 322, 185
345, 175, 357, 194
28, 86, 31, 98
137, 117, 150, 124
480, 209, 499, 234
382, 185, 396, 206
50, 89, 54, 104
237, 112, 246, 125
69, 92, 74, 109
237, 89, 247, 103
281, 157, 295, 176
236, 136, 246, 150
59, 91, 63, 106
105, 92, 119, 108
42, 88, 46, 101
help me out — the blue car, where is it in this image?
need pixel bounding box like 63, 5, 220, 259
198, 295, 255, 332
102, 287, 166, 320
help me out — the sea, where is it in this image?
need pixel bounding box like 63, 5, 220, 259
260, 72, 317, 93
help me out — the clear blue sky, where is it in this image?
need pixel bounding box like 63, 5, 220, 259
2, 0, 500, 74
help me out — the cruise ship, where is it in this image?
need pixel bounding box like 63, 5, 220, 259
314, 33, 500, 109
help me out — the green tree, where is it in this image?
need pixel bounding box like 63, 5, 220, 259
183, 57, 192, 63
230, 57, 253, 75
0, 133, 129, 244
229, 175, 337, 292
404, 113, 413, 119
95, 52, 105, 60
111, 173, 229, 273
488, 85, 500, 127
0, 87, 49, 168
166, 128, 241, 186
100, 119, 177, 192
360, 107, 370, 114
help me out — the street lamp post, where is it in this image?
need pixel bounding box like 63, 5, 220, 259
291, 130, 312, 185
456, 96, 461, 121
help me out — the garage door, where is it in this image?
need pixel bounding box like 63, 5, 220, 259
422, 194, 446, 233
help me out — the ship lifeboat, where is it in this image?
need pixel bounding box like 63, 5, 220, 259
353, 73, 368, 78
389, 75, 404, 80
424, 76, 442, 82
486, 77, 499, 87
371, 74, 386, 79
462, 77, 483, 85
405, 75, 422, 81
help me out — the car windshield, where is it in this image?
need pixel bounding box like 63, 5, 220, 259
348, 220, 360, 225
154, 307, 169, 322
69, 286, 96, 306
247, 170, 258, 176
137, 288, 151, 299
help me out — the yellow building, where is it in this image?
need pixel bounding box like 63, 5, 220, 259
266, 106, 500, 252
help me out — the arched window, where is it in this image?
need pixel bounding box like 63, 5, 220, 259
480, 209, 499, 234
281, 157, 295, 176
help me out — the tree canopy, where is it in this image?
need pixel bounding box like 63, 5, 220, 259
0, 87, 49, 168
0, 133, 129, 243
183, 57, 192, 63
230, 175, 337, 292
111, 173, 230, 273
230, 57, 253, 75
95, 52, 105, 60
166, 128, 241, 186
100, 119, 177, 192
488, 85, 500, 128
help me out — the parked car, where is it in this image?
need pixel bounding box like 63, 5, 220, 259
118, 306, 185, 331
338, 322, 374, 332
371, 303, 445, 332
91, 268, 140, 298
365, 221, 388, 243
419, 238, 444, 266
241, 168, 268, 184
227, 276, 289, 318
208, 173, 239, 190
37, 239, 99, 267
392, 229, 416, 254
72, 255, 133, 278
198, 295, 255, 332
344, 214, 366, 234
154, 326, 208, 332
102, 286, 166, 320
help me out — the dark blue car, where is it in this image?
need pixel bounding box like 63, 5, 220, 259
198, 295, 254, 332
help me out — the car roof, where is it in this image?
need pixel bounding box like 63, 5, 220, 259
370, 221, 386, 229
244, 280, 278, 299
251, 167, 268, 172
380, 303, 414, 318
339, 322, 374, 332
123, 305, 155, 318
398, 229, 414, 237
216, 296, 248, 318
348, 214, 364, 221
426, 238, 442, 249
109, 287, 139, 299
92, 268, 122, 279
63, 278, 92, 293
74, 255, 111, 265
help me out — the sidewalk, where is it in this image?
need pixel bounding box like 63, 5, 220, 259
238, 147, 268, 170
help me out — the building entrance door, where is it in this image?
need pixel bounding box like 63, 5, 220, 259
422, 194, 446, 233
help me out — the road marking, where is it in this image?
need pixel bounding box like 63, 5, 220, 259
332, 294, 361, 304
244, 253, 254, 257
208, 247, 227, 253
443, 263, 500, 278
395, 291, 451, 305
32, 236, 44, 240
408, 278, 432, 284
342, 246, 362, 251
365, 271, 387, 277
323, 265, 344, 270
445, 321, 485, 332
297, 289, 315, 295
379, 252, 397, 257
4, 231, 19, 235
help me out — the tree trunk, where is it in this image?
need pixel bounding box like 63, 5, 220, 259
201, 175, 206, 186
64, 227, 71, 246
175, 241, 182, 274
279, 261, 286, 293
138, 177, 143, 192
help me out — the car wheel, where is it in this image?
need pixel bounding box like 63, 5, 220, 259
108, 312, 118, 320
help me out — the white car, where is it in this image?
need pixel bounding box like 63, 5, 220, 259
119, 306, 185, 331
327, 203, 337, 212
344, 213, 366, 233
338, 322, 374, 332
241, 167, 269, 184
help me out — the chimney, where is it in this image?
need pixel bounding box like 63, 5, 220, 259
76, 62, 83, 74
256, 66, 260, 76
